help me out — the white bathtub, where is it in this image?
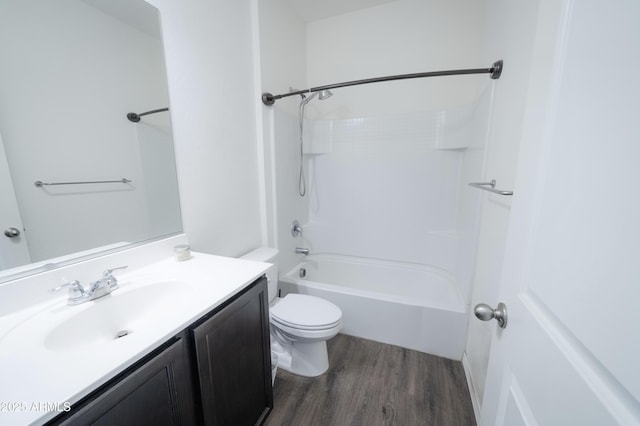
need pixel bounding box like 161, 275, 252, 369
278, 254, 468, 360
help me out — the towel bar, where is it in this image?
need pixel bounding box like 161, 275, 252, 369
34, 178, 132, 188
468, 180, 513, 196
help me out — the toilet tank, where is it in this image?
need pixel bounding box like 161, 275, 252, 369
240, 248, 278, 302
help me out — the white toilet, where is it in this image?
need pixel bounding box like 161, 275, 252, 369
241, 248, 342, 377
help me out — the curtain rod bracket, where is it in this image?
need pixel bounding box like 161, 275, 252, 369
127, 112, 142, 122
127, 107, 169, 123
490, 60, 503, 80
262, 93, 276, 106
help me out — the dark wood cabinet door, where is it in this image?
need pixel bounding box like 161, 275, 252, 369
192, 277, 273, 426
51, 336, 197, 426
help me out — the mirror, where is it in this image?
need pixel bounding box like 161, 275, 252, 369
0, 0, 182, 282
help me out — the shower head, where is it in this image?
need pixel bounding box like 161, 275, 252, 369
318, 89, 333, 100
300, 89, 334, 105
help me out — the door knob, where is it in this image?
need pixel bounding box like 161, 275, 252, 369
4, 227, 21, 238
474, 302, 508, 329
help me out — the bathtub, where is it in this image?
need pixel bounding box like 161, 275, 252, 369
278, 254, 468, 360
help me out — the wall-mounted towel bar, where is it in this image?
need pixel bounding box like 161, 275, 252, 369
34, 178, 132, 188
468, 180, 513, 196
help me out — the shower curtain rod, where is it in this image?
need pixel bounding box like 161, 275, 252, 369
127, 107, 169, 123
261, 60, 503, 106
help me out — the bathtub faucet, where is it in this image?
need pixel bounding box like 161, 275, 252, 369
295, 247, 310, 255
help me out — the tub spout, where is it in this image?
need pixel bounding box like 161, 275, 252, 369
295, 247, 310, 255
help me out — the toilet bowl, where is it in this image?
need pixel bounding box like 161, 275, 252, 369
270, 293, 342, 376
240, 248, 343, 377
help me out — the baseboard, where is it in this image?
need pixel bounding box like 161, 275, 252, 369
462, 352, 481, 424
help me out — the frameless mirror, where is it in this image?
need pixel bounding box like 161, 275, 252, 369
0, 0, 182, 282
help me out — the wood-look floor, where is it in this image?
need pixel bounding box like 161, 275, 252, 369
265, 334, 476, 426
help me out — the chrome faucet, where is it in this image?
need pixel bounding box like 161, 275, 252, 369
295, 247, 310, 255
291, 220, 302, 237
50, 266, 128, 305
49, 280, 87, 305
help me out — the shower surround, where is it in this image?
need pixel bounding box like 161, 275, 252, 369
273, 89, 493, 358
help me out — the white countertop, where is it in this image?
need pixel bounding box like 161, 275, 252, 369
0, 251, 270, 425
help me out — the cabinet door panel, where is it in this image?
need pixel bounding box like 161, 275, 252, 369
51, 337, 196, 426
193, 278, 272, 426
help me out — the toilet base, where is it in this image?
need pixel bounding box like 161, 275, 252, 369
272, 339, 329, 377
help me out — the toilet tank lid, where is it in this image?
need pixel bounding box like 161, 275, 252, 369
239, 247, 278, 263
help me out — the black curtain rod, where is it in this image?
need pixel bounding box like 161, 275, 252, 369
127, 107, 169, 123
262, 60, 503, 106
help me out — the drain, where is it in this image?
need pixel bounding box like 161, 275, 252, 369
299, 268, 306, 278
114, 329, 132, 339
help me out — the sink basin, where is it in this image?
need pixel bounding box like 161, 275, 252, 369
43, 280, 190, 352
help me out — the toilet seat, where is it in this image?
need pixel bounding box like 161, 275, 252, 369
272, 319, 342, 341
271, 316, 341, 331
270, 294, 342, 331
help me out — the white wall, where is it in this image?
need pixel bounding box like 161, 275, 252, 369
257, 0, 309, 272
151, 0, 263, 257
306, 0, 489, 119
136, 121, 181, 237
258, 0, 308, 117
464, 0, 542, 408
0, 0, 170, 262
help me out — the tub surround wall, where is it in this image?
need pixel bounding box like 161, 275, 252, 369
271, 108, 311, 274
293, 0, 490, 299
304, 91, 491, 305
305, 110, 460, 271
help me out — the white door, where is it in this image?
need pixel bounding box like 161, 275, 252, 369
479, 1, 640, 425
0, 132, 30, 270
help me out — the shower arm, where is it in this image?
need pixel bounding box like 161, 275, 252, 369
261, 60, 503, 106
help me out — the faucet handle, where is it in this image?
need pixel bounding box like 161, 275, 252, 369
49, 280, 87, 305
103, 265, 128, 277
50, 280, 84, 294
100, 265, 128, 292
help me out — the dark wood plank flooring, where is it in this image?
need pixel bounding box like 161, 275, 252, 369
265, 334, 476, 426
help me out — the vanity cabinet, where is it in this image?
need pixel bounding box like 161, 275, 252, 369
47, 277, 272, 426
192, 276, 273, 425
